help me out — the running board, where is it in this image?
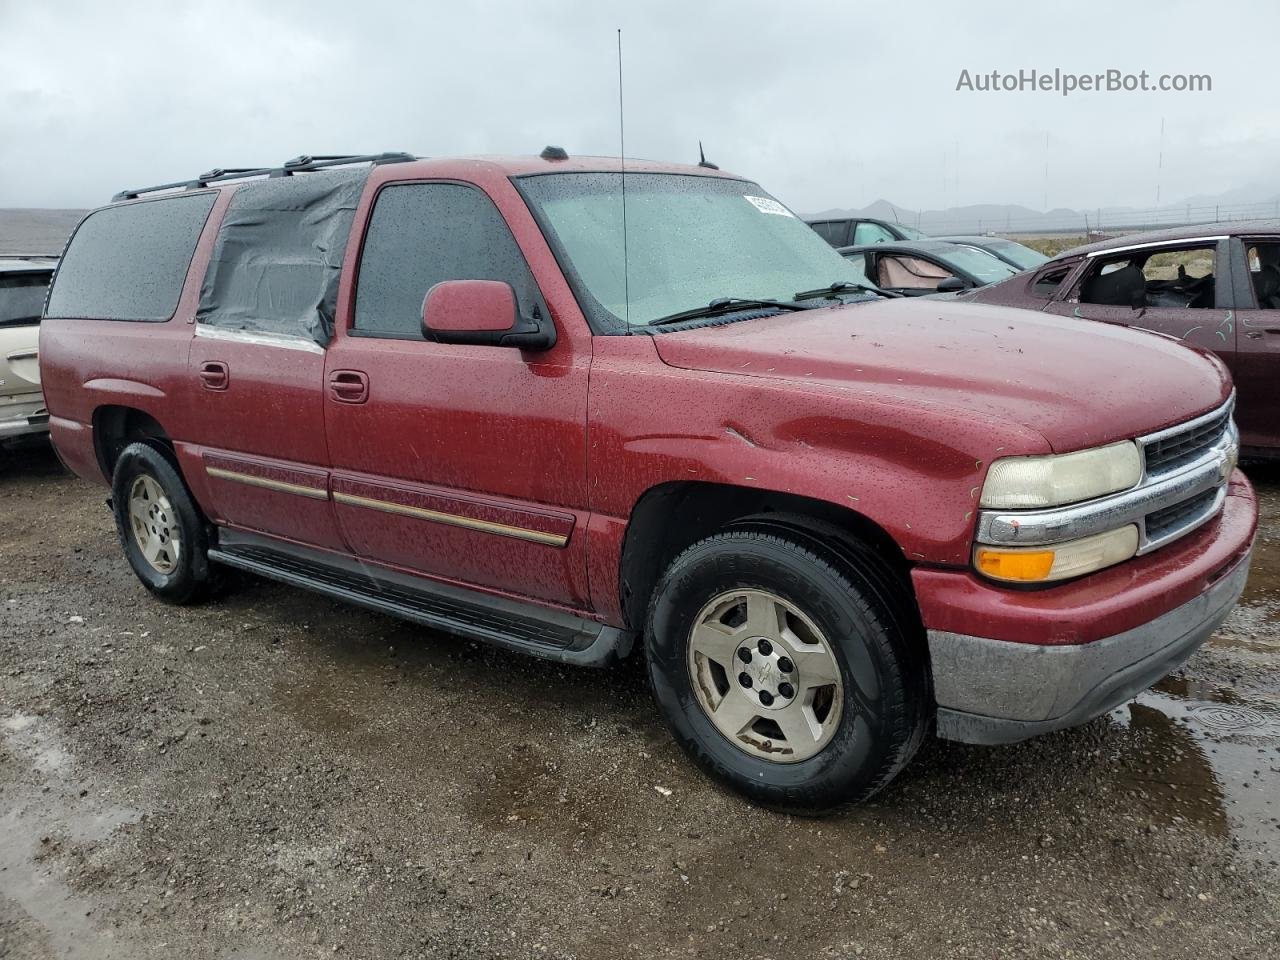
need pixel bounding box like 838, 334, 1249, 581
207, 535, 633, 668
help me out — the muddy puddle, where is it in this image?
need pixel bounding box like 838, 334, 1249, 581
1, 711, 145, 958
1111, 676, 1280, 862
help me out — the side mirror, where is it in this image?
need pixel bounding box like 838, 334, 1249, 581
421, 279, 556, 350
935, 276, 968, 293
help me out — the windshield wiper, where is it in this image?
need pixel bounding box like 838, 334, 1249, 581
793, 281, 903, 301
648, 297, 812, 328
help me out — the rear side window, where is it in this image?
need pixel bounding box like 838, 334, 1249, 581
197, 171, 366, 344
354, 183, 539, 338
0, 272, 51, 326
45, 193, 215, 321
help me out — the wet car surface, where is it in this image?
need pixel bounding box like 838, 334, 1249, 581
2, 447, 1278, 959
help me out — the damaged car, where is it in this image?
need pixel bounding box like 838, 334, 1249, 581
39, 152, 1256, 809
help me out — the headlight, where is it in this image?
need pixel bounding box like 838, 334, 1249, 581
980, 441, 1141, 509
974, 525, 1139, 583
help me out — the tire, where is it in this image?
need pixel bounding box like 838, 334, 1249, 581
646, 528, 928, 811
110, 441, 215, 604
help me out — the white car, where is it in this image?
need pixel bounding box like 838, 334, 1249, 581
0, 257, 56, 446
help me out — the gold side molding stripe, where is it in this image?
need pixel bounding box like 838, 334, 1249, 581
206, 466, 329, 501
332, 490, 569, 547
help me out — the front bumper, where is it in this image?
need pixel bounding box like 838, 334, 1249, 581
930, 549, 1249, 744
920, 472, 1257, 745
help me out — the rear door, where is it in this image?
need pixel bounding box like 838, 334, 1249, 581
182, 179, 350, 551
1227, 236, 1280, 451
185, 327, 342, 549
322, 179, 591, 608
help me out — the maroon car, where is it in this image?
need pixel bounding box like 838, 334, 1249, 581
39, 152, 1254, 808
963, 221, 1280, 457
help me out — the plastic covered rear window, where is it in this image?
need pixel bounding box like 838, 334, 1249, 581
196, 171, 366, 344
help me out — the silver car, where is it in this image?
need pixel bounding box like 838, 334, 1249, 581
0, 257, 56, 446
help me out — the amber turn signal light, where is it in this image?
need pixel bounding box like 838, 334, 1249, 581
974, 548, 1056, 582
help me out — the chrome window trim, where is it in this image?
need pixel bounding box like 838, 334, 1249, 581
976, 396, 1237, 554
1083, 236, 1227, 259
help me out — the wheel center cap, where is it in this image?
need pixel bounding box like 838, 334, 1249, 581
733, 637, 797, 710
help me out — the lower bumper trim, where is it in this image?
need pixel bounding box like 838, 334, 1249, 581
0, 413, 49, 440
931, 549, 1251, 745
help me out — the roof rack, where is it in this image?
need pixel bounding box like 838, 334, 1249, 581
112, 152, 417, 202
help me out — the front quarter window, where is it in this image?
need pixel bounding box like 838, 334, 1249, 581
517, 172, 871, 332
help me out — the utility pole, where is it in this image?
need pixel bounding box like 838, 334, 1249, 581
1156, 116, 1165, 206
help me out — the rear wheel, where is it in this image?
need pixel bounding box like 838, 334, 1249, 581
646, 528, 927, 811
111, 442, 215, 604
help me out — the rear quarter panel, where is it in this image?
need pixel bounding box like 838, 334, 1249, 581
39, 189, 232, 486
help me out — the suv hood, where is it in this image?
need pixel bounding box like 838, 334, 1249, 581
652, 299, 1231, 453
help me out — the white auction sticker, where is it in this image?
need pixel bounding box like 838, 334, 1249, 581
743, 195, 795, 217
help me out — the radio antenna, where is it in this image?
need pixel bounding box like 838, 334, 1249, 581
617, 27, 631, 330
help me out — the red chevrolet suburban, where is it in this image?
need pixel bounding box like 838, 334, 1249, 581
39, 151, 1256, 808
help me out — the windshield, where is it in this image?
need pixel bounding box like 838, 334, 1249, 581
940, 245, 1020, 284
895, 224, 926, 240
983, 239, 1048, 270
518, 173, 873, 330
0, 273, 51, 326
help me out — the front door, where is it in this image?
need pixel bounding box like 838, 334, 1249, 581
322, 180, 591, 608
1045, 239, 1237, 366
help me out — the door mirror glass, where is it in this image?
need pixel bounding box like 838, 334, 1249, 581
421, 279, 555, 349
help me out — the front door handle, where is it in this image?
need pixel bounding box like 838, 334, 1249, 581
199, 361, 229, 390
329, 370, 369, 404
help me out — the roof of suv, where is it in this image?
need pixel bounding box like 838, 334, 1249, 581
112, 152, 746, 204
1062, 219, 1280, 258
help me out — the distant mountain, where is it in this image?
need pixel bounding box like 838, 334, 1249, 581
0, 209, 86, 256
805, 184, 1280, 236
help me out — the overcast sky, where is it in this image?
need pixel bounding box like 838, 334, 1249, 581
2, 0, 1276, 214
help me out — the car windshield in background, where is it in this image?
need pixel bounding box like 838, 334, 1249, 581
984, 239, 1049, 270
0, 273, 51, 326
518, 173, 873, 330
942, 245, 1021, 283
896, 224, 926, 240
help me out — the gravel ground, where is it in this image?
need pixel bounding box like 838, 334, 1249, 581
1, 444, 1278, 960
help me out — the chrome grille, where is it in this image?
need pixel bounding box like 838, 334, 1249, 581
1134, 395, 1236, 550
1141, 402, 1232, 479
1144, 487, 1220, 543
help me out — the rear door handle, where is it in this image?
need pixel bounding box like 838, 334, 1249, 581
329, 370, 369, 404
1246, 328, 1280, 338
199, 361, 229, 390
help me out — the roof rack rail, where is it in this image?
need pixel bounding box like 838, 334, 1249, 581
112, 152, 417, 202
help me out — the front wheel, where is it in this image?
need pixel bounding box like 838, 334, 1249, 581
646, 528, 928, 811
111, 442, 215, 604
